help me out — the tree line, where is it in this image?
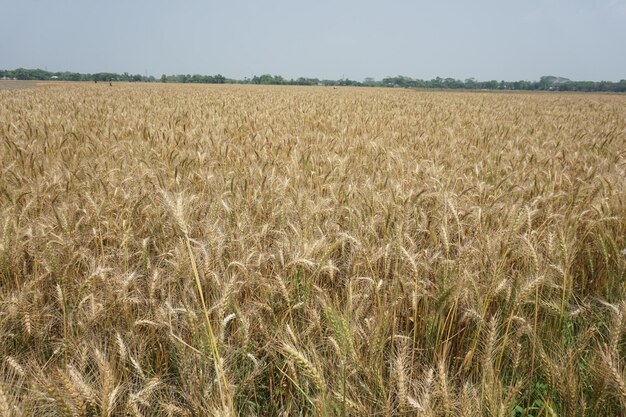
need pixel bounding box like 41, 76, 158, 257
378, 75, 626, 92
0, 68, 157, 83
2, 68, 625, 92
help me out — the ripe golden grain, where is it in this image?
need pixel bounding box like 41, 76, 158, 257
0, 83, 624, 415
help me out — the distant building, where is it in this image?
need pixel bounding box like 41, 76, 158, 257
51, 76, 59, 79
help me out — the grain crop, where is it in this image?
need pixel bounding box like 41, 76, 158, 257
0, 83, 625, 416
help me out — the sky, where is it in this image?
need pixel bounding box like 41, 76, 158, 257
1, 0, 625, 82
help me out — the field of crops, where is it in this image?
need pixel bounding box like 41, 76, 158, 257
1, 83, 625, 416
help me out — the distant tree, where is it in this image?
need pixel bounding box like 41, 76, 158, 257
254, 74, 274, 84
12, 68, 50, 80
382, 76, 415, 88
442, 78, 462, 88
291, 77, 319, 86
190, 74, 204, 83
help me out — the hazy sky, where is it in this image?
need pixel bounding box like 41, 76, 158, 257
1, 0, 625, 81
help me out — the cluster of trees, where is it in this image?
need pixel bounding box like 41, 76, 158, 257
0, 68, 155, 82
244, 74, 362, 86
379, 75, 626, 92
159, 74, 226, 84
2, 68, 625, 92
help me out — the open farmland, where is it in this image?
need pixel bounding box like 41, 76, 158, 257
1, 83, 625, 416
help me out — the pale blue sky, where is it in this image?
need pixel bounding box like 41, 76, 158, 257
1, 0, 625, 81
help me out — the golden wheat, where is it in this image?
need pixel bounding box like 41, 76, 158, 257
0, 83, 624, 415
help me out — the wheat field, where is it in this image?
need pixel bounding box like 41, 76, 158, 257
1, 83, 625, 416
